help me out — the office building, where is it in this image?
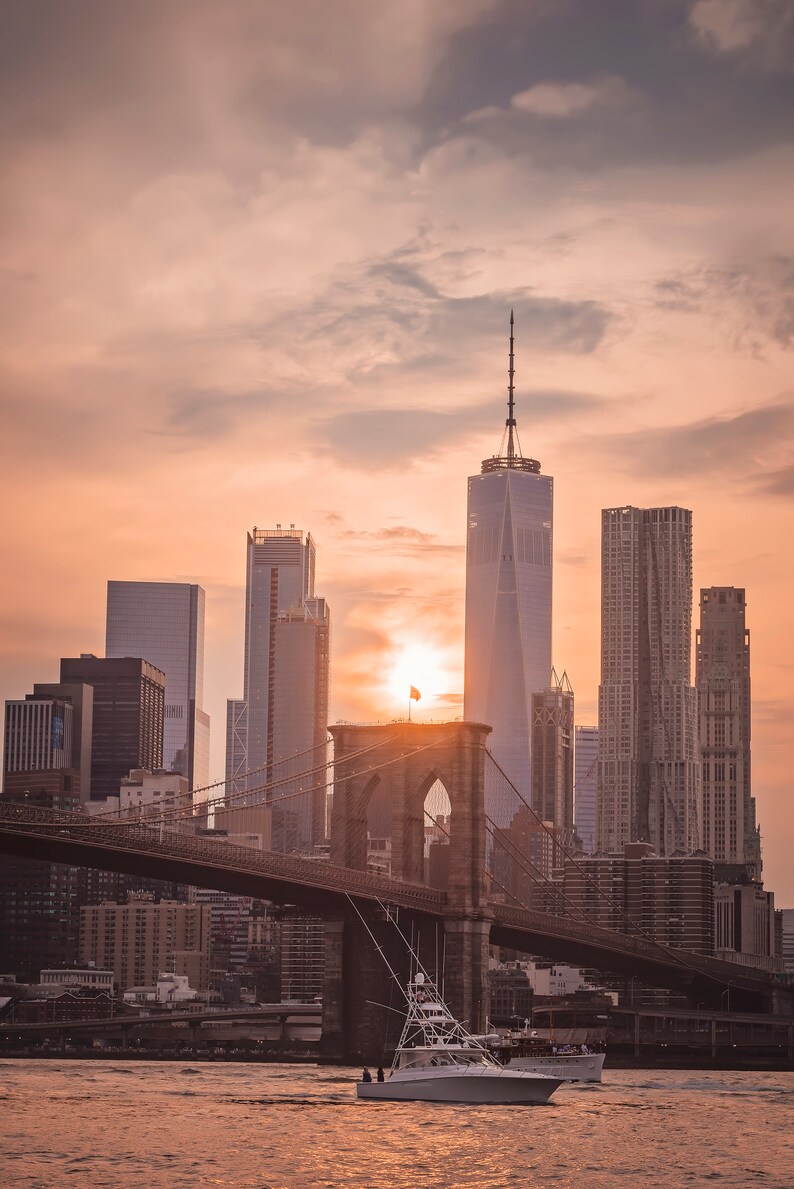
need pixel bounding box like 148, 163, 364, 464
106, 581, 210, 792
225, 527, 330, 851
696, 587, 759, 876
530, 670, 574, 838
30, 681, 94, 800
86, 767, 190, 825
80, 895, 210, 991
3, 696, 73, 777
574, 726, 598, 853
60, 655, 165, 801
597, 507, 700, 856
0, 772, 84, 979
465, 315, 553, 813
715, 881, 778, 971
780, 909, 794, 974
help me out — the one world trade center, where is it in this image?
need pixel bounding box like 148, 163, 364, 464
464, 314, 553, 818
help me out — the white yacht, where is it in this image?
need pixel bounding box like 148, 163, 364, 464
356, 974, 562, 1105
499, 1049, 605, 1083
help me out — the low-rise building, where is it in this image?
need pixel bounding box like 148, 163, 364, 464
39, 966, 114, 996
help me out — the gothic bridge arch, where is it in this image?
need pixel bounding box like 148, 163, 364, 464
329, 721, 492, 911
326, 721, 493, 1056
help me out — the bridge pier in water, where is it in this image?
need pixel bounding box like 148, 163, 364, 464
324, 721, 494, 1060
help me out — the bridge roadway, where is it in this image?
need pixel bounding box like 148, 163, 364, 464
0, 1004, 321, 1037
0, 802, 789, 1011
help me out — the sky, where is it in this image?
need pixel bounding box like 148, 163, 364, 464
1, 0, 793, 900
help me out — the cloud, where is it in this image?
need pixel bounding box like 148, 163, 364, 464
510, 76, 627, 118
689, 0, 794, 67
653, 257, 794, 351
311, 386, 607, 470
753, 463, 794, 497
591, 397, 794, 483
340, 526, 464, 555
160, 387, 279, 438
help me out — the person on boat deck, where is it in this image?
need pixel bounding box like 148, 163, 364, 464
376, 1066, 385, 1082
362, 1068, 372, 1083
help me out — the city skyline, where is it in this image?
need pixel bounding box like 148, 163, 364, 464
0, 2, 792, 902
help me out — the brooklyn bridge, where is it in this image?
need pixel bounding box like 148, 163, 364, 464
1, 721, 790, 1056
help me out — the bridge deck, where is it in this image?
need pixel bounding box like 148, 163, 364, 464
0, 803, 785, 1007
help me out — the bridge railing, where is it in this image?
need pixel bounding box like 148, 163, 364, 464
493, 902, 773, 988
0, 802, 446, 914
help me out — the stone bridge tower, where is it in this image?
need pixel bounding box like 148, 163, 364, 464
323, 721, 492, 1059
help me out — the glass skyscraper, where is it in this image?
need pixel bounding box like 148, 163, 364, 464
105, 582, 210, 792
574, 725, 598, 853
464, 315, 553, 813
226, 528, 330, 851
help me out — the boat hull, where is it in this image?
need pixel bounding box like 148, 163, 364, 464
357, 1070, 561, 1104
503, 1053, 605, 1083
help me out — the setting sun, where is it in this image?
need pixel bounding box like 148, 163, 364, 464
383, 641, 454, 717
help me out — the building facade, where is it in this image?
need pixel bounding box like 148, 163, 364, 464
464, 318, 553, 815
696, 587, 759, 875
225, 528, 330, 851
574, 726, 598, 853
530, 670, 574, 838
3, 697, 73, 777
714, 881, 777, 970
563, 843, 715, 954
30, 681, 94, 800
60, 655, 165, 801
597, 506, 700, 856
106, 581, 210, 792
0, 772, 84, 979
80, 895, 210, 991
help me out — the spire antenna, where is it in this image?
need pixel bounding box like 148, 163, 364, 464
480, 308, 541, 475
507, 309, 516, 462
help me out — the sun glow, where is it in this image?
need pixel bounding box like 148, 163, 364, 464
384, 640, 453, 716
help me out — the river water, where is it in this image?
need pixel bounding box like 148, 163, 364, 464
1, 1060, 791, 1188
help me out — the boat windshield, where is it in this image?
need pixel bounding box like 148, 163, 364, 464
397, 1049, 492, 1070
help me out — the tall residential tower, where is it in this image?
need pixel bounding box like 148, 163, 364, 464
696, 587, 758, 875
596, 506, 700, 856
464, 314, 553, 811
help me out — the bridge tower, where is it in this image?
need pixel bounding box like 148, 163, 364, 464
323, 721, 492, 1059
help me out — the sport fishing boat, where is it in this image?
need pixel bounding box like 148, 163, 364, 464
356, 973, 562, 1105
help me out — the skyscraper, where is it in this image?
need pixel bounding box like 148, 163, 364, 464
574, 726, 598, 853
464, 314, 553, 807
29, 681, 94, 800
3, 696, 74, 777
106, 582, 210, 792
696, 587, 758, 874
226, 527, 330, 850
530, 670, 574, 837
60, 655, 165, 801
596, 506, 700, 856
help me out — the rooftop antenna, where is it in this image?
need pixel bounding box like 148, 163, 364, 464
506, 309, 516, 463
480, 309, 541, 475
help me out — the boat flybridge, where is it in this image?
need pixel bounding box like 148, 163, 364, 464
357, 973, 562, 1105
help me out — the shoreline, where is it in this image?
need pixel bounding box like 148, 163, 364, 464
2, 1049, 792, 1072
